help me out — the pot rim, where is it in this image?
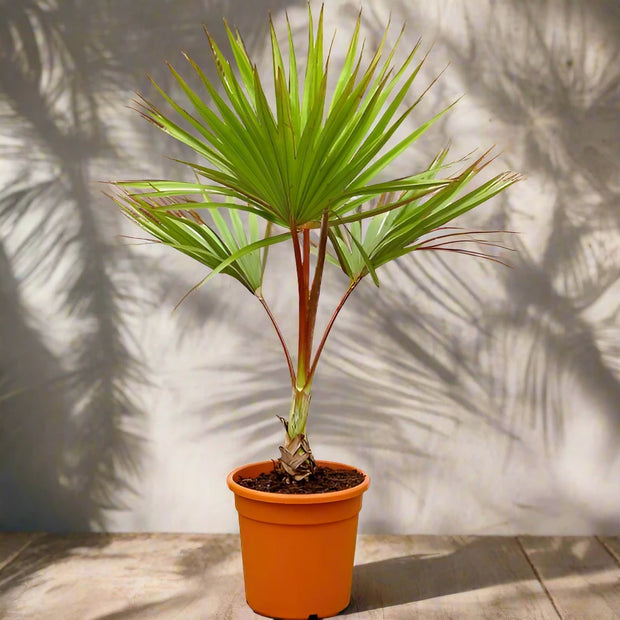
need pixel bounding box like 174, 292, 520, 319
227, 459, 370, 505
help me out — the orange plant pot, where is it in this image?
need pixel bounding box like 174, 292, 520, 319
227, 460, 370, 620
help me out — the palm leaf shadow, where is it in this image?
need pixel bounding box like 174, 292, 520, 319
0, 534, 114, 598
436, 0, 620, 451
0, 242, 93, 530
0, 0, 297, 530
376, 0, 620, 458
0, 1, 152, 530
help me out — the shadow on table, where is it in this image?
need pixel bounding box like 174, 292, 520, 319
342, 538, 530, 614
93, 594, 201, 620
0, 534, 115, 600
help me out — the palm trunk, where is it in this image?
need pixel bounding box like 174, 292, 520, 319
277, 388, 315, 480
273, 214, 332, 480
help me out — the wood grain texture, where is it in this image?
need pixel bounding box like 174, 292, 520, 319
0, 533, 262, 620
0, 533, 40, 571
600, 538, 620, 566
344, 535, 559, 619
1, 534, 617, 619
520, 536, 620, 620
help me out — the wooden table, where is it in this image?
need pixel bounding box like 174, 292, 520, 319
0, 534, 618, 618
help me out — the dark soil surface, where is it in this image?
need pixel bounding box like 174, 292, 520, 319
236, 465, 365, 494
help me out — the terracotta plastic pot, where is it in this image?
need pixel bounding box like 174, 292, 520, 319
227, 460, 370, 619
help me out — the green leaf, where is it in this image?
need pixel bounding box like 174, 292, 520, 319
114, 7, 517, 297
329, 10, 361, 109
223, 21, 256, 105
198, 230, 292, 292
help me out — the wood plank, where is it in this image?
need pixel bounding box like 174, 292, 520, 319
0, 533, 41, 571
600, 538, 620, 566
344, 535, 559, 619
520, 536, 620, 620
0, 533, 262, 620
1, 534, 616, 619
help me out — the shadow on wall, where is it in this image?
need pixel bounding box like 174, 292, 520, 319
0, 0, 297, 532
199, 0, 619, 532
0, 0, 618, 533
438, 0, 620, 452
0, 245, 91, 531
335, 0, 620, 528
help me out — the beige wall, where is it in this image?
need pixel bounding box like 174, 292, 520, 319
1, 0, 618, 534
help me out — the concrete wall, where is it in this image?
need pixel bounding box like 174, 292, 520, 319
1, 0, 618, 534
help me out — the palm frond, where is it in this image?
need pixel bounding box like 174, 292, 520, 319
112, 191, 290, 294
114, 6, 518, 308
117, 7, 516, 240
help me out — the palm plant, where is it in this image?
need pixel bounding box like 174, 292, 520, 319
111, 6, 519, 480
